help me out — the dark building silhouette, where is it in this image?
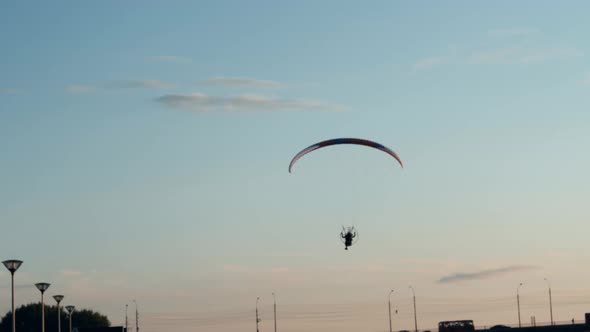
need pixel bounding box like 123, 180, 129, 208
477, 324, 587, 332
434, 315, 590, 332
73, 327, 126, 332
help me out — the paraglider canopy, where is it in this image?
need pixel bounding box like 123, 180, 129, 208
288, 138, 403, 173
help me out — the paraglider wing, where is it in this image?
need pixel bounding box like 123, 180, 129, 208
288, 138, 403, 173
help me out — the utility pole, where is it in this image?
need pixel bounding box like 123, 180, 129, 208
133, 300, 139, 332
256, 297, 260, 332
273, 293, 277, 332
125, 304, 129, 332
517, 283, 524, 328
388, 290, 394, 332
409, 286, 418, 332
545, 278, 554, 325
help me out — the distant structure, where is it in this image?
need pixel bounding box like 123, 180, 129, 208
477, 323, 587, 332
444, 313, 590, 332
133, 300, 139, 332
439, 320, 475, 332
73, 328, 126, 332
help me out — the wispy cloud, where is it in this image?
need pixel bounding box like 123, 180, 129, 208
438, 265, 539, 284
202, 76, 282, 88
66, 84, 94, 93
155, 92, 341, 112
147, 55, 191, 64
412, 56, 449, 70
581, 73, 590, 85
106, 79, 174, 89
468, 47, 583, 65
488, 28, 539, 38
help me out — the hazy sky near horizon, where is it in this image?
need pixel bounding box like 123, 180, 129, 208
2, 1, 590, 331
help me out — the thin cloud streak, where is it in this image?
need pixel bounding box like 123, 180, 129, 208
468, 47, 583, 65
155, 92, 341, 112
202, 76, 282, 88
105, 80, 174, 89
148, 55, 192, 63
438, 265, 540, 284
412, 56, 449, 70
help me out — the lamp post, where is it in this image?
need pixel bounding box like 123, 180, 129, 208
388, 289, 394, 332
409, 286, 418, 332
3, 260, 23, 332
272, 293, 277, 332
544, 278, 554, 325
65, 305, 75, 332
133, 300, 139, 332
517, 283, 524, 328
256, 297, 260, 332
35, 283, 51, 332
53, 295, 64, 332
125, 304, 129, 332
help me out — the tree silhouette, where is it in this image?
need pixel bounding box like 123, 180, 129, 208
0, 303, 110, 332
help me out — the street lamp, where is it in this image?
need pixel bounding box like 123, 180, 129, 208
388, 289, 395, 332
133, 300, 139, 332
409, 286, 418, 332
65, 305, 75, 332
53, 295, 64, 332
256, 297, 261, 332
3, 260, 23, 332
544, 278, 554, 325
35, 283, 51, 332
272, 293, 277, 332
125, 304, 129, 332
517, 283, 524, 328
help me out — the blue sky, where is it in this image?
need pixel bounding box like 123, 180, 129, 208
2, 1, 590, 331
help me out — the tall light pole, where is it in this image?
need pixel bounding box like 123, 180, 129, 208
517, 283, 524, 328
544, 278, 554, 325
35, 283, 51, 332
53, 295, 64, 332
272, 293, 277, 332
65, 305, 75, 332
256, 297, 260, 332
3, 260, 23, 332
388, 289, 394, 332
133, 300, 139, 332
409, 286, 418, 332
125, 304, 129, 332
